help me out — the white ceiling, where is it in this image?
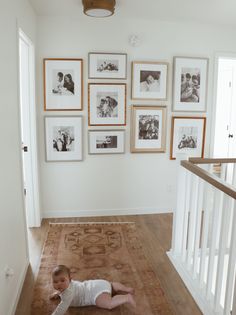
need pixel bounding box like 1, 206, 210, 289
29, 0, 236, 27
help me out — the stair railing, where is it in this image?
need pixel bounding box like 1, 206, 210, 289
168, 156, 236, 315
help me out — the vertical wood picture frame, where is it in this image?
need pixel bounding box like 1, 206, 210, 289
44, 58, 83, 111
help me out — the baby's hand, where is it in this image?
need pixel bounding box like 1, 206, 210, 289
50, 292, 60, 300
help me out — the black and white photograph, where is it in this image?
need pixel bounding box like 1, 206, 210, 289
96, 135, 117, 149
44, 58, 83, 111
180, 67, 200, 103
139, 115, 159, 140
53, 126, 75, 152
88, 130, 125, 154
170, 116, 206, 159
132, 61, 168, 100
177, 127, 198, 149
52, 70, 75, 95
97, 59, 118, 72
45, 116, 83, 161
140, 71, 161, 92
173, 56, 208, 111
131, 105, 166, 153
89, 83, 126, 126
96, 92, 118, 118
89, 52, 127, 79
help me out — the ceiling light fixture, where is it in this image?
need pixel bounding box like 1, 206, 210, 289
82, 0, 116, 18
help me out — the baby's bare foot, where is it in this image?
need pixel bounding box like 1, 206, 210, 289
127, 293, 136, 307
122, 286, 134, 294
127, 287, 135, 294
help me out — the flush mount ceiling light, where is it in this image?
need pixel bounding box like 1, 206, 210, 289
82, 0, 116, 17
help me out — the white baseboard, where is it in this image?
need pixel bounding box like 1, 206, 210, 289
11, 258, 29, 315
42, 207, 172, 218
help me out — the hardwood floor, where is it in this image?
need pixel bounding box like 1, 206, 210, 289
15, 214, 202, 315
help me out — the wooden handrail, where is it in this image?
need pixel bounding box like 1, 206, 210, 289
189, 157, 236, 164
181, 160, 236, 200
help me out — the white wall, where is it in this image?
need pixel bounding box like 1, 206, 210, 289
0, 1, 36, 314
36, 15, 236, 218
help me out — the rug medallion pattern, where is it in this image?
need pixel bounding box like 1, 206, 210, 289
32, 223, 173, 315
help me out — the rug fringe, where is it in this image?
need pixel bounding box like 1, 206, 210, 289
49, 222, 135, 225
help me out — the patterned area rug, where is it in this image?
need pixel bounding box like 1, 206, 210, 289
32, 223, 173, 315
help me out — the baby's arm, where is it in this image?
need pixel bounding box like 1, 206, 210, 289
51, 287, 73, 315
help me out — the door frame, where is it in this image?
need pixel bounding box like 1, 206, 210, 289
18, 28, 41, 227
211, 52, 236, 157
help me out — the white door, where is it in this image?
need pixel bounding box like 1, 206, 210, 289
19, 29, 40, 227
213, 57, 236, 158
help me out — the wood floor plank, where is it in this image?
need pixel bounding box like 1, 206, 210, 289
15, 214, 202, 315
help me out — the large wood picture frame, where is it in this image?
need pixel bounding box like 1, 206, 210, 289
131, 61, 168, 100
88, 83, 126, 126
45, 116, 83, 161
130, 105, 167, 153
172, 56, 209, 112
44, 58, 83, 111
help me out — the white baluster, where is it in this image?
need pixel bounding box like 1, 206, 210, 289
187, 175, 199, 270
232, 163, 236, 186
224, 200, 236, 315
193, 179, 204, 278
182, 171, 191, 263
206, 188, 223, 300
214, 195, 231, 312
199, 183, 213, 288
221, 164, 227, 181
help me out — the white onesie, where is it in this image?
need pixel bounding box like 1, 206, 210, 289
52, 279, 111, 315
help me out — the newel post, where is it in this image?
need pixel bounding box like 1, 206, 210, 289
171, 153, 189, 256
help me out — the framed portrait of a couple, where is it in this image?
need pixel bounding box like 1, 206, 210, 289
45, 116, 83, 161
130, 105, 167, 153
88, 52, 127, 79
88, 130, 125, 154
88, 83, 126, 126
131, 61, 168, 100
44, 58, 83, 111
173, 56, 209, 112
170, 116, 206, 160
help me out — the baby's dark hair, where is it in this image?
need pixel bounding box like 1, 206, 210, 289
52, 265, 70, 278
57, 72, 63, 79
186, 73, 191, 79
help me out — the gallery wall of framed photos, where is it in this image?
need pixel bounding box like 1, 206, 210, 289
37, 14, 230, 218
42, 51, 208, 162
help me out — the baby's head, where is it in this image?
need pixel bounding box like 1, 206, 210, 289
57, 72, 63, 82
146, 74, 155, 84
52, 265, 71, 292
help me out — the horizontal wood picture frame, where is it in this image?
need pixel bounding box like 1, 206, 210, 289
44, 58, 83, 111
88, 130, 125, 154
88, 52, 127, 79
